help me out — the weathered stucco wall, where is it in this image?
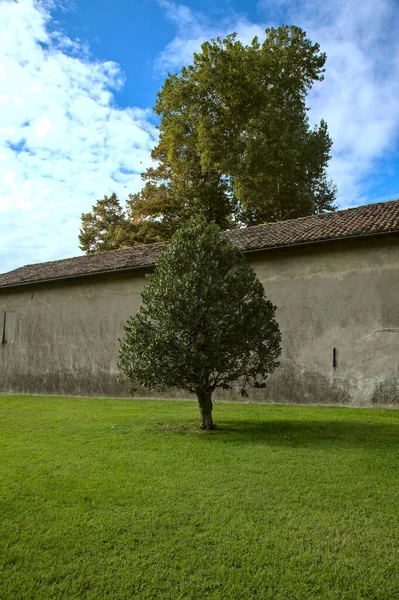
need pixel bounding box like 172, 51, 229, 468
1, 236, 399, 405
235, 237, 399, 406
0, 272, 150, 398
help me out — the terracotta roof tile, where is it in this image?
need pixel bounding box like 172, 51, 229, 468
1, 200, 399, 289
225, 199, 399, 251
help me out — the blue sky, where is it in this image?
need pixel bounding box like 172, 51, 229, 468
1, 0, 399, 273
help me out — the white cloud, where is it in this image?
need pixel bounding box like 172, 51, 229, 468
286, 0, 399, 206
157, 0, 399, 208
0, 0, 158, 273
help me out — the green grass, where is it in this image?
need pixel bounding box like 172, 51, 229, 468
1, 396, 399, 599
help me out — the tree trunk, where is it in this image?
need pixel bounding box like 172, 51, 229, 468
196, 390, 214, 430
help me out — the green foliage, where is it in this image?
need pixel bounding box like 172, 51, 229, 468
145, 26, 335, 227
79, 26, 337, 254
79, 193, 132, 254
118, 216, 281, 405
144, 26, 336, 227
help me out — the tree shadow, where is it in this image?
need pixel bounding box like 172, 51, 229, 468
195, 418, 399, 450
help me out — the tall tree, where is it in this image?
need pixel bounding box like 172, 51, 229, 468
134, 26, 336, 228
118, 216, 281, 429
80, 26, 336, 253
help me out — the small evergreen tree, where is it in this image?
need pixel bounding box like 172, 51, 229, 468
118, 217, 281, 429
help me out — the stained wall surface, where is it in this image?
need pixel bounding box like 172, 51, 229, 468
1, 236, 398, 406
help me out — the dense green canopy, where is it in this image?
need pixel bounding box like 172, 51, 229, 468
80, 26, 336, 254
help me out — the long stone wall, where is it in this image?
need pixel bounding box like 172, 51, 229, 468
1, 236, 399, 406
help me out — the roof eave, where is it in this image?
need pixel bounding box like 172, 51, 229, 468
0, 263, 154, 290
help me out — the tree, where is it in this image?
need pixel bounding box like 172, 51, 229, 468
80, 26, 336, 254
118, 216, 281, 429
131, 26, 336, 228
78, 193, 171, 254
79, 194, 131, 254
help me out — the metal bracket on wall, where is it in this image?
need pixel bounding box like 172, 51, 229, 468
333, 347, 337, 369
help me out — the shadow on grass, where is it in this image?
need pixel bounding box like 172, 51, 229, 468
158, 419, 399, 450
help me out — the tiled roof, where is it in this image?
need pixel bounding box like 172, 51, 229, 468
1, 199, 399, 289
0, 242, 167, 289
225, 198, 399, 251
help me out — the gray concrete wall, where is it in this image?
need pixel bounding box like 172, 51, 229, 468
1, 236, 399, 405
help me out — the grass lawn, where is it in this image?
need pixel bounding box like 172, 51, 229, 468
1, 396, 399, 599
